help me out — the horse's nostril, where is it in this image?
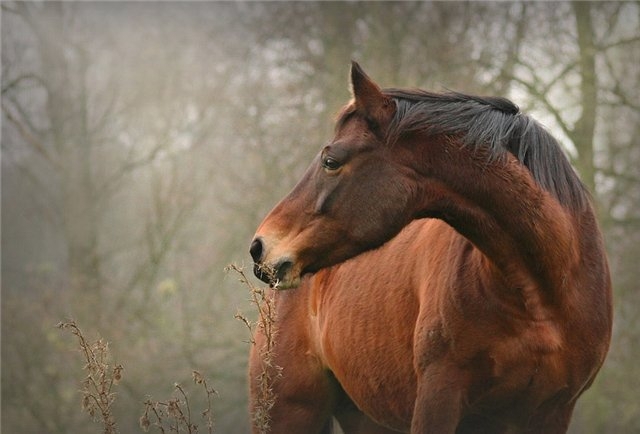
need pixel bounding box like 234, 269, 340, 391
250, 238, 264, 263
275, 260, 293, 283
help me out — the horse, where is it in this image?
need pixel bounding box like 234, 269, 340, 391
248, 62, 612, 434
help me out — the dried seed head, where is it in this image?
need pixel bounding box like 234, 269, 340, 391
167, 399, 181, 418
192, 370, 204, 384
139, 414, 151, 432
113, 364, 124, 383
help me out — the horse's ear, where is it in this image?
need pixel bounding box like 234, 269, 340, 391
350, 61, 394, 132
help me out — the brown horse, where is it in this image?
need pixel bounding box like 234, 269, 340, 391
248, 62, 612, 434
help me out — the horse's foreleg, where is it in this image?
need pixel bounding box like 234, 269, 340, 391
333, 391, 403, 434
335, 409, 403, 434
249, 329, 336, 434
410, 365, 465, 434
523, 395, 575, 434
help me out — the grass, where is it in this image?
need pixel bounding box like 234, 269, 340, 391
139, 371, 216, 434
57, 320, 121, 434
228, 263, 281, 434
58, 320, 217, 433
58, 264, 278, 434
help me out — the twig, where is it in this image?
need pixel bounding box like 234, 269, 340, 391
227, 264, 281, 434
57, 319, 121, 434
140, 372, 217, 434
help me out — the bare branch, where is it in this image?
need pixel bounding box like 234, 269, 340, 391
2, 101, 62, 170
597, 166, 640, 186
4, 158, 62, 226
0, 2, 19, 15
96, 141, 166, 199
1, 73, 45, 95
540, 61, 579, 96
597, 35, 640, 51
508, 74, 574, 140
609, 216, 640, 228
493, 3, 528, 95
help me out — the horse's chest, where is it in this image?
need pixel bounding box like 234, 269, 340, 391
318, 310, 417, 430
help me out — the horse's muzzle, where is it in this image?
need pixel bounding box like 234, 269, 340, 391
249, 237, 300, 289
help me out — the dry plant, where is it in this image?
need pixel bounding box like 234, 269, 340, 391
57, 319, 123, 434
59, 319, 217, 434
139, 371, 217, 434
227, 263, 282, 434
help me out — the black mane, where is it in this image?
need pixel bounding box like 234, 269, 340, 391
383, 88, 589, 212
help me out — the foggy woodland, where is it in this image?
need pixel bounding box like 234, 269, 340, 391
1, 2, 639, 433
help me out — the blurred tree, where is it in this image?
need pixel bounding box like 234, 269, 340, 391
465, 4, 640, 430
2, 2, 101, 295
454, 3, 640, 431
2, 2, 638, 433
1, 2, 252, 432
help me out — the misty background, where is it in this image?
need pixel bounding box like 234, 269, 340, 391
2, 2, 639, 433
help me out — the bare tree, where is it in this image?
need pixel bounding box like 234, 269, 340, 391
2, 2, 638, 433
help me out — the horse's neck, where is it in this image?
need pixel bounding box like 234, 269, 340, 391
411, 140, 583, 298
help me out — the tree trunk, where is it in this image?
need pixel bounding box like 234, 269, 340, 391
26, 2, 103, 294
571, 1, 598, 193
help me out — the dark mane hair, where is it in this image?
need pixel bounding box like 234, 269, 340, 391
383, 88, 590, 212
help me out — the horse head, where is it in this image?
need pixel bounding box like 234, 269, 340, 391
250, 62, 417, 288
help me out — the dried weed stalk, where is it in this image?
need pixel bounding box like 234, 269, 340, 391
139, 371, 217, 434
227, 263, 281, 434
58, 319, 123, 434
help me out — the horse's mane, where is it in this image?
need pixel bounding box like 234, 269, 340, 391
383, 88, 590, 212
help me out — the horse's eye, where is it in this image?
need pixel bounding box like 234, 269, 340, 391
322, 156, 342, 171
